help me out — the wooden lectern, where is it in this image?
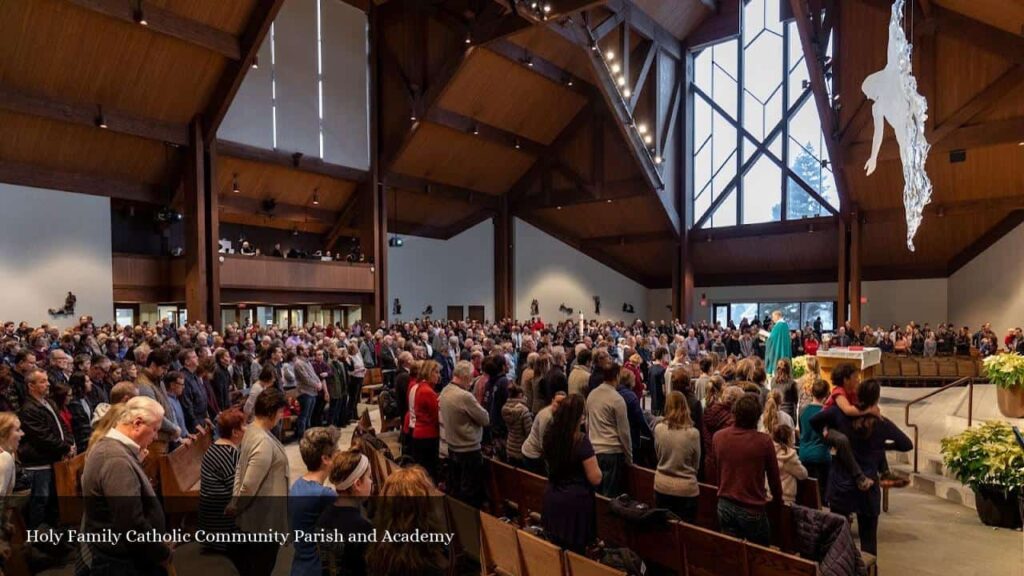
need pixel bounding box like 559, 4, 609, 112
816, 347, 882, 387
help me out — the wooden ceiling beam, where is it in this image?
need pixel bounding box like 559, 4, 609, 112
0, 85, 189, 146
863, 195, 1024, 224
931, 66, 1024, 146
219, 194, 339, 225
790, 0, 850, 214
845, 116, 1024, 163
218, 139, 369, 182
581, 231, 676, 246
487, 40, 591, 96
518, 177, 648, 210
389, 220, 450, 240
0, 160, 163, 204
382, 171, 501, 210
62, 0, 241, 59
424, 107, 546, 156
517, 210, 659, 287
629, 40, 656, 113
855, 0, 1024, 66
507, 104, 592, 209
601, 0, 682, 59
685, 0, 741, 50
202, 0, 286, 143
691, 216, 838, 241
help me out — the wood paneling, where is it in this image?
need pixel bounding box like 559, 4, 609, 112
631, 0, 715, 40
0, 110, 170, 186
112, 254, 185, 302
532, 195, 671, 239
387, 189, 483, 230
220, 255, 374, 293
0, 0, 228, 125
505, 26, 596, 84
691, 229, 839, 275
933, 0, 1024, 37
436, 48, 588, 145
217, 156, 357, 212
389, 122, 536, 195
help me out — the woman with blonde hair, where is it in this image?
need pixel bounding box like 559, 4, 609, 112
798, 356, 821, 416
366, 466, 447, 576
771, 358, 798, 424
406, 360, 441, 479
316, 447, 375, 576
653, 392, 700, 522
0, 412, 24, 497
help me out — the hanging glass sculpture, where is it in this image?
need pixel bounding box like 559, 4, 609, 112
861, 0, 932, 251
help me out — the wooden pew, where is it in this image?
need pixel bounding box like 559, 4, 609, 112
158, 429, 212, 516
565, 551, 625, 576
518, 529, 565, 576
480, 512, 522, 576
54, 452, 87, 525
361, 368, 384, 403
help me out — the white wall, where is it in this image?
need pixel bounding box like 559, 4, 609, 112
219, 0, 369, 169
0, 184, 113, 327
387, 221, 494, 322
515, 219, 648, 323
862, 279, 948, 328
949, 221, 1024, 332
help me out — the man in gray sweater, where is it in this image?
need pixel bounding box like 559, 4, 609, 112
439, 360, 489, 506
586, 363, 633, 497
81, 396, 171, 573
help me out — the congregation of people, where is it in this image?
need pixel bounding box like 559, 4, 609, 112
1, 309, 1000, 576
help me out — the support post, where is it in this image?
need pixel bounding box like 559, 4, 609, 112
836, 216, 849, 329
205, 139, 221, 331
494, 194, 514, 321
184, 117, 210, 327
849, 208, 862, 331
367, 2, 385, 325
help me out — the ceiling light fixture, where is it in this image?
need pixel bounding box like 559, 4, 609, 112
232, 173, 240, 194
616, 75, 626, 87
622, 87, 632, 98
605, 50, 615, 60
654, 155, 663, 164
472, 123, 480, 136
94, 105, 108, 129
611, 63, 621, 74
637, 123, 648, 135
312, 188, 320, 205
643, 134, 653, 145
133, 1, 148, 26
514, 138, 521, 150
465, 32, 472, 44
543, 3, 551, 13
251, 55, 259, 69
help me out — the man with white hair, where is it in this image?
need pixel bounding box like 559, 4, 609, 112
439, 360, 489, 506
81, 396, 171, 572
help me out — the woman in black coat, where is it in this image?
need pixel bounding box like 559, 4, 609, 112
67, 372, 94, 451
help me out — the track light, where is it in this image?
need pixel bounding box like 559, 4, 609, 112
611, 63, 621, 74
590, 42, 598, 52
543, 3, 551, 13
637, 123, 648, 135
232, 173, 240, 194
622, 88, 632, 98
605, 50, 615, 60
251, 55, 259, 69
643, 134, 653, 145
94, 105, 108, 129
616, 75, 626, 87
472, 124, 480, 136
465, 32, 472, 45
556, 206, 562, 210
514, 138, 521, 150
654, 155, 663, 164
133, 1, 148, 26
312, 189, 320, 205
523, 55, 534, 67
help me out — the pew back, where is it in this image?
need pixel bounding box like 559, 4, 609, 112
54, 452, 87, 525
480, 512, 522, 576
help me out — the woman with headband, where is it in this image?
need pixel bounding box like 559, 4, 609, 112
315, 445, 374, 576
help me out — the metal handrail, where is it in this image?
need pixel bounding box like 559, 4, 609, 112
903, 376, 976, 473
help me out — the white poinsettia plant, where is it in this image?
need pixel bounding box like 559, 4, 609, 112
982, 353, 1024, 390
791, 355, 809, 380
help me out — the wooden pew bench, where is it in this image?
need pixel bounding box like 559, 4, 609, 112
159, 429, 212, 517
54, 452, 87, 525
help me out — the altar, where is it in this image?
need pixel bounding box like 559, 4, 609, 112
816, 347, 882, 387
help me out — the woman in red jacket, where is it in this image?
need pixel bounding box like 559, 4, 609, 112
405, 360, 441, 480
803, 334, 819, 356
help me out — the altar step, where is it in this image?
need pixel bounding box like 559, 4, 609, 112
890, 450, 977, 510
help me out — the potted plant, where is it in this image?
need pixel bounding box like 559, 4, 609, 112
940, 422, 1024, 528
982, 353, 1024, 418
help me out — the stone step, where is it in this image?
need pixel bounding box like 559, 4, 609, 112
891, 462, 977, 510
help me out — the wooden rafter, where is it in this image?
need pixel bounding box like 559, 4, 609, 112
521, 178, 649, 210
424, 107, 546, 156
487, 40, 591, 96
324, 184, 365, 250
629, 40, 657, 113
219, 194, 339, 226
789, 0, 850, 214
381, 171, 500, 211
947, 211, 1024, 275
863, 195, 1024, 224
201, 0, 286, 143
218, 140, 369, 182
690, 216, 838, 241
62, 0, 241, 59
845, 116, 1024, 163
0, 85, 188, 146
0, 159, 163, 204
508, 105, 592, 210
581, 231, 676, 246
517, 210, 659, 287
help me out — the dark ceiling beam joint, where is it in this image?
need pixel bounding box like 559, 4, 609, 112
61, 0, 241, 59
382, 171, 500, 210
0, 159, 162, 204
425, 107, 546, 156
0, 85, 188, 146
218, 139, 369, 182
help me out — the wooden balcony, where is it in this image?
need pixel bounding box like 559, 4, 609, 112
219, 254, 374, 293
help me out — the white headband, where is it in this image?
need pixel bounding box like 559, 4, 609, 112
334, 455, 370, 491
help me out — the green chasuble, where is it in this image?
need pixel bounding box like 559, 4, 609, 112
765, 320, 791, 375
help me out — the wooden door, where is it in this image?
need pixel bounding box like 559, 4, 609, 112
468, 305, 485, 322
447, 306, 465, 321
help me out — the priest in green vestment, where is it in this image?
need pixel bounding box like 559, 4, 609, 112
764, 310, 791, 376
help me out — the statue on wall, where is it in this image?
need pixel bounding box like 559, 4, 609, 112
393, 298, 402, 316
622, 302, 635, 314
558, 304, 574, 316
530, 299, 539, 316
48, 292, 76, 316
593, 296, 601, 315
862, 0, 932, 251
422, 305, 433, 316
